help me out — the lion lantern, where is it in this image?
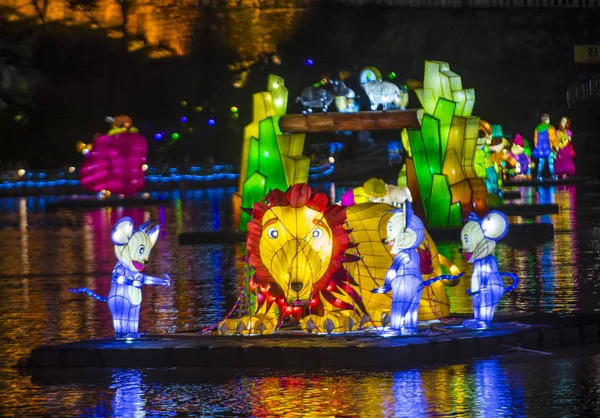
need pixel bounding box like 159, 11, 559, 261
218, 184, 461, 335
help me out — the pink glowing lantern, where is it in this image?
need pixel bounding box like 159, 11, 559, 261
80, 132, 148, 197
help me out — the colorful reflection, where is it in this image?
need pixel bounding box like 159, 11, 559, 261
110, 370, 145, 418
164, 357, 528, 416
500, 185, 579, 313
6, 347, 597, 416
0, 184, 600, 415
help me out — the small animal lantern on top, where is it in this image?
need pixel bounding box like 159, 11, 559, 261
360, 67, 408, 111
460, 211, 518, 330
70, 217, 171, 338
296, 79, 335, 114
372, 202, 457, 335
106, 115, 139, 136
333, 79, 359, 113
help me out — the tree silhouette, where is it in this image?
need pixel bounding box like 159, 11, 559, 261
65, 0, 103, 28
31, 0, 50, 24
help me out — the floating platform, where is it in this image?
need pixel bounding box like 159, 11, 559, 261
488, 203, 559, 216
179, 222, 554, 245
501, 189, 521, 200
46, 197, 170, 212
427, 222, 554, 242
504, 176, 593, 187
279, 109, 422, 133
21, 313, 600, 370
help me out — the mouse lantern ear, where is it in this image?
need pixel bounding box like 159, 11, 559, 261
112, 217, 134, 246
481, 211, 509, 241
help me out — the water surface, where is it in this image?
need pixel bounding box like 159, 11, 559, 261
1, 183, 599, 415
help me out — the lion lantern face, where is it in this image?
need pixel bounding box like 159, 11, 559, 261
247, 184, 350, 311
258, 205, 334, 301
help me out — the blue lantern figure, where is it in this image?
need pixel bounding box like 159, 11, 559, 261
70, 217, 171, 338
532, 113, 558, 181
460, 211, 518, 330
372, 203, 425, 335
372, 202, 462, 335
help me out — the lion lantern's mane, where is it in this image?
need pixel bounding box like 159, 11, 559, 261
246, 184, 366, 322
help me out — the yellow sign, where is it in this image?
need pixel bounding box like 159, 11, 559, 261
574, 45, 600, 63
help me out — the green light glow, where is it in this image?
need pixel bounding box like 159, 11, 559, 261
425, 174, 451, 226
407, 61, 487, 227
433, 98, 456, 160
241, 172, 267, 229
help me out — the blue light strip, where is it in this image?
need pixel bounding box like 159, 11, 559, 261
145, 173, 239, 183
0, 168, 239, 189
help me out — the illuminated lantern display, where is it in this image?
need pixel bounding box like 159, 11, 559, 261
296, 79, 335, 114
223, 184, 365, 335
406, 61, 488, 227
359, 66, 409, 111
346, 201, 462, 322
460, 211, 518, 330
555, 116, 576, 178
340, 177, 413, 208
488, 126, 517, 182
233, 74, 309, 231
474, 120, 492, 179
509, 134, 533, 179
218, 185, 462, 335
371, 203, 461, 335
333, 80, 359, 113
80, 116, 147, 197
483, 146, 500, 195
483, 125, 517, 196
532, 113, 558, 181
106, 115, 139, 136
69, 217, 171, 338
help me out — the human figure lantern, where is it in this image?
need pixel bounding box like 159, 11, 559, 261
371, 202, 461, 335
460, 211, 518, 330
509, 134, 532, 179
69, 217, 171, 338
360, 67, 408, 111
532, 113, 558, 181
555, 116, 576, 178
80, 115, 148, 197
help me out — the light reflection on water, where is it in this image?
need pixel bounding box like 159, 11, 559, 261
14, 349, 600, 417
1, 183, 599, 415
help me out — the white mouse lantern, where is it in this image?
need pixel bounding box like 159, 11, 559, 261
460, 211, 518, 330
69, 217, 171, 338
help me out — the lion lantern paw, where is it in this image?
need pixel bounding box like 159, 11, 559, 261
217, 315, 278, 335
359, 309, 391, 329
300, 312, 360, 334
